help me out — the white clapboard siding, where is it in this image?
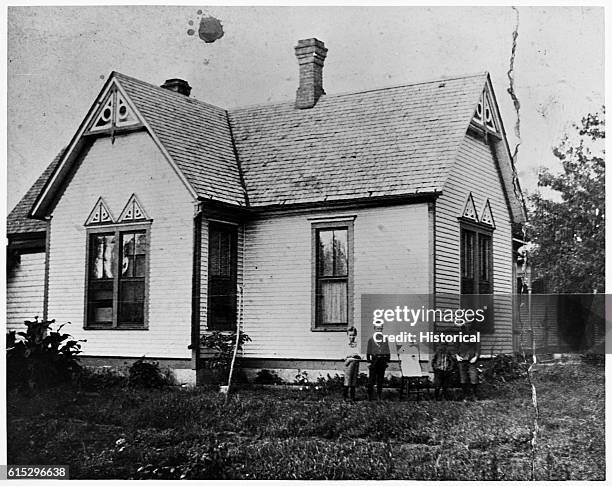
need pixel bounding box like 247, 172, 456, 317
6, 252, 46, 332
240, 204, 430, 360
46, 131, 195, 358
199, 218, 208, 330
435, 132, 514, 354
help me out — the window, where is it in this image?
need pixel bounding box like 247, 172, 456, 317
207, 223, 238, 331
460, 223, 493, 333
460, 226, 492, 294
312, 220, 354, 330
85, 225, 149, 329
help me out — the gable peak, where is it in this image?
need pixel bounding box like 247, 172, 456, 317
472, 85, 499, 133
86, 81, 141, 135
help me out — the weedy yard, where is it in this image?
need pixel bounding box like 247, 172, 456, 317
7, 362, 604, 480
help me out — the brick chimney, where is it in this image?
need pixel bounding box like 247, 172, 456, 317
295, 38, 327, 109
161, 78, 192, 97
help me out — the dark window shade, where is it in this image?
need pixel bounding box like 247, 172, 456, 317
478, 234, 492, 293
208, 223, 238, 331
461, 229, 475, 294
210, 229, 233, 277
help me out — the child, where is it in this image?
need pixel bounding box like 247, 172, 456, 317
456, 341, 479, 400
343, 326, 361, 400
431, 344, 453, 400
366, 323, 391, 401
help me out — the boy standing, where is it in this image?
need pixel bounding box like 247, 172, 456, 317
343, 326, 361, 400
456, 341, 479, 400
431, 344, 453, 400
366, 323, 391, 401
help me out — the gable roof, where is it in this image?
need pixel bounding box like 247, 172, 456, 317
228, 73, 487, 207
10, 70, 525, 233
114, 73, 246, 206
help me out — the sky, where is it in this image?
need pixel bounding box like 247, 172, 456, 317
6, 5, 605, 209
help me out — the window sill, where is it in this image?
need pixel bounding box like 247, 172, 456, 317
311, 326, 347, 332
201, 329, 237, 334
84, 326, 148, 331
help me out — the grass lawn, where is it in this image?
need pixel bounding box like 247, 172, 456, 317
7, 362, 604, 480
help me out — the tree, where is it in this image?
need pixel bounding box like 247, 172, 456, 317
527, 108, 604, 293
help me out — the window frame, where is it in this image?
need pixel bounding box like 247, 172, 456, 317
206, 221, 238, 332
83, 222, 151, 330
459, 219, 494, 295
311, 219, 354, 332
459, 219, 494, 334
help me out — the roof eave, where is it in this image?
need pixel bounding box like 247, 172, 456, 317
246, 191, 441, 213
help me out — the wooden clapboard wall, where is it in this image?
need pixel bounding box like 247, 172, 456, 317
435, 131, 515, 354
6, 251, 46, 332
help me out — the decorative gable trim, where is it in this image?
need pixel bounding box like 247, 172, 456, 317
118, 194, 150, 223
472, 88, 499, 134
30, 73, 199, 219
479, 199, 495, 228
85, 197, 115, 226
90, 94, 114, 132
116, 91, 139, 127
86, 83, 141, 136
460, 192, 479, 222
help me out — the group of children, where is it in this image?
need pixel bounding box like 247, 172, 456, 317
342, 324, 480, 401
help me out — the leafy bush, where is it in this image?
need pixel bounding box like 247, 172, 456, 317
293, 370, 310, 386
200, 331, 251, 370
253, 369, 283, 385
581, 352, 604, 367
481, 354, 528, 383
314, 374, 343, 393
128, 357, 174, 389
7, 317, 84, 390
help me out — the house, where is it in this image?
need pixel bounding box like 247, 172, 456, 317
7, 38, 526, 384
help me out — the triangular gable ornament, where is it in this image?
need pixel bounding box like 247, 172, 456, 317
118, 194, 149, 223
115, 91, 138, 127
90, 94, 114, 132
85, 197, 115, 225
86, 84, 140, 134
472, 90, 499, 133
461, 193, 479, 222
480, 199, 495, 228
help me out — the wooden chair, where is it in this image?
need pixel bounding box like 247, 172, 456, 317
397, 344, 430, 400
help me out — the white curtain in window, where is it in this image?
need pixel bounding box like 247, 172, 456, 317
321, 280, 347, 324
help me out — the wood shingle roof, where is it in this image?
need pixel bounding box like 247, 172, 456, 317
228, 74, 486, 207
7, 150, 64, 235
115, 73, 247, 206
9, 71, 522, 234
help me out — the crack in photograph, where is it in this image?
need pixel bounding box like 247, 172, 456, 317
4, 4, 606, 482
